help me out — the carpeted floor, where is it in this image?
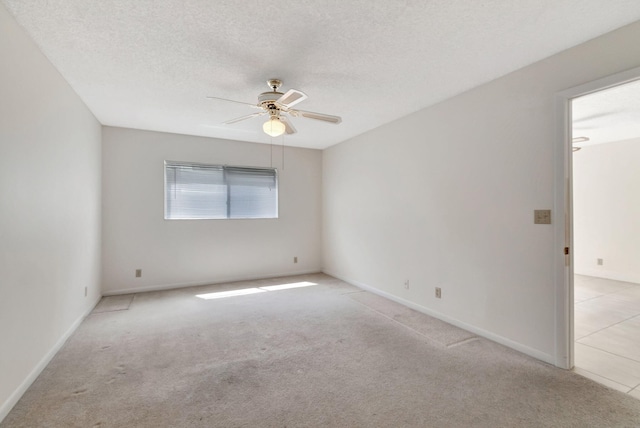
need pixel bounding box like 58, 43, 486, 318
3, 273, 640, 427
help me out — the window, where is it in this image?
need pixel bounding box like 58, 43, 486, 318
164, 161, 278, 219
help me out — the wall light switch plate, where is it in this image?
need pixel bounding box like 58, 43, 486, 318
534, 210, 551, 224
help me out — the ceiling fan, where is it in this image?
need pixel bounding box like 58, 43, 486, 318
208, 79, 342, 137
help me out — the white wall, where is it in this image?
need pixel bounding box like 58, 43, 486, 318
574, 137, 640, 283
101, 127, 322, 294
323, 21, 640, 364
0, 4, 102, 421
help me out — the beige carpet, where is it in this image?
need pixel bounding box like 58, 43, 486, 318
3, 273, 640, 427
347, 290, 477, 347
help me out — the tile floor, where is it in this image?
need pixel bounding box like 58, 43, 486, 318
574, 275, 640, 399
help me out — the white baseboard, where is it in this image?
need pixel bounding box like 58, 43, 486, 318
102, 269, 322, 296
575, 267, 640, 285
0, 294, 102, 423
323, 270, 556, 366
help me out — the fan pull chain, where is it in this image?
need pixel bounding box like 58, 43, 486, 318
281, 134, 285, 170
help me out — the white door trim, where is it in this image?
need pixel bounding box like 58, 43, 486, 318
553, 66, 640, 369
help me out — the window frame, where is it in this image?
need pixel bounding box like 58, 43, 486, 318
164, 160, 279, 220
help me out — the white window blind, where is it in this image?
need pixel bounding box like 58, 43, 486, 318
165, 162, 278, 220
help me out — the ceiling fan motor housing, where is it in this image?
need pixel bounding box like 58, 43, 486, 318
259, 91, 283, 105
259, 91, 284, 117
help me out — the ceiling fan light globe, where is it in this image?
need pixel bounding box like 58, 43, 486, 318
263, 118, 286, 137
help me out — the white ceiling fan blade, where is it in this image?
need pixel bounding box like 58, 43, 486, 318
207, 96, 262, 109
223, 112, 265, 125
276, 89, 308, 108
290, 109, 342, 124
280, 116, 297, 134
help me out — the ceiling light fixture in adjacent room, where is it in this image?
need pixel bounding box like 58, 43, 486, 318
572, 136, 589, 152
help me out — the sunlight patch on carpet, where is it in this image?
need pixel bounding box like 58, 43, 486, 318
260, 281, 316, 291
196, 281, 317, 300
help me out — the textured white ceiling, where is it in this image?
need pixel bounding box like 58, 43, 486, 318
3, 1, 640, 149
573, 79, 640, 148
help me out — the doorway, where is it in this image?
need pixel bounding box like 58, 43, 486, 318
563, 76, 640, 398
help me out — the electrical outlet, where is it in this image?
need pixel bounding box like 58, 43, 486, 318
404, 280, 410, 290
435, 287, 442, 299
135, 269, 142, 278
597, 258, 603, 266
294, 257, 298, 264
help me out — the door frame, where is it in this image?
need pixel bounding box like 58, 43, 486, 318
554, 65, 640, 369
